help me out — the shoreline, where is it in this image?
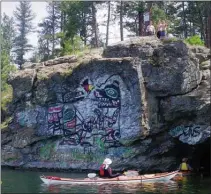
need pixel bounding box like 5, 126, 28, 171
1, 165, 98, 174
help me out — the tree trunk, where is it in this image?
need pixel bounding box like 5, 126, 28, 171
81, 10, 87, 46
138, 2, 144, 36
92, 2, 98, 48
120, 1, 123, 41
138, 11, 144, 36
83, 13, 87, 45
183, 2, 188, 38
208, 3, 211, 48
47, 38, 50, 59
196, 3, 206, 41
135, 17, 138, 36
52, 2, 55, 57
106, 1, 111, 46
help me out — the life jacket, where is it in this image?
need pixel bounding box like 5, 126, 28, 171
181, 162, 188, 171
99, 164, 105, 176
99, 164, 112, 177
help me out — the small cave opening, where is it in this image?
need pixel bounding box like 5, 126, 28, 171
191, 139, 210, 176
172, 138, 210, 176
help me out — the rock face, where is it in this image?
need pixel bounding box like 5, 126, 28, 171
2, 37, 210, 173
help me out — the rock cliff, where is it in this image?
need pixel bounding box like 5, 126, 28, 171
2, 37, 210, 173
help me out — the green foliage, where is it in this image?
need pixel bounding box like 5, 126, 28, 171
151, 4, 167, 26
184, 35, 205, 46
29, 50, 40, 63
13, 1, 35, 68
1, 116, 12, 131
1, 85, 13, 110
119, 1, 146, 35
1, 51, 16, 91
1, 13, 16, 116
59, 35, 84, 56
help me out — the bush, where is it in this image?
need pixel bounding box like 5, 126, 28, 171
184, 35, 204, 46
1, 85, 13, 112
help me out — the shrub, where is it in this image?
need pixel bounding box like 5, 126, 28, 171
184, 35, 204, 46
1, 85, 13, 112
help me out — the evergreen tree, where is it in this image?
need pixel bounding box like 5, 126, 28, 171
1, 14, 16, 91
46, 1, 61, 57
13, 1, 35, 69
37, 19, 52, 61
106, 1, 111, 46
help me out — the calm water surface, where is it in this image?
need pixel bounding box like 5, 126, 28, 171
1, 168, 211, 193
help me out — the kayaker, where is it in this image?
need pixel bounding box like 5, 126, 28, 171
99, 158, 121, 178
178, 158, 193, 172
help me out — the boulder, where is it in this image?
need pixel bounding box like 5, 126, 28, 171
8, 69, 36, 100
104, 38, 202, 96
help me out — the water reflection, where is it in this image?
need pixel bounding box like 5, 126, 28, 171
2, 169, 211, 194
40, 180, 179, 194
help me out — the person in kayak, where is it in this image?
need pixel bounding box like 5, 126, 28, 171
99, 158, 121, 178
178, 158, 193, 172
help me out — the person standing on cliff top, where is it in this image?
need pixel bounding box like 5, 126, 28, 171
157, 20, 167, 39
146, 21, 155, 36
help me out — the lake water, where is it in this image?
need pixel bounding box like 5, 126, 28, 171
1, 168, 211, 194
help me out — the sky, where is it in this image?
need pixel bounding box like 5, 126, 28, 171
1, 1, 130, 59
2, 2, 48, 58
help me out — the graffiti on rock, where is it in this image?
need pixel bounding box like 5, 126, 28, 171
12, 76, 123, 149
16, 110, 38, 127
48, 105, 63, 135
46, 76, 122, 148
63, 78, 94, 103
10, 107, 46, 130
169, 125, 210, 145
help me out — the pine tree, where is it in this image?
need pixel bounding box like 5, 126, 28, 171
13, 1, 35, 69
45, 2, 61, 57
1, 14, 15, 56
106, 1, 111, 46
1, 14, 16, 92
119, 1, 124, 41
38, 19, 52, 61
91, 2, 99, 47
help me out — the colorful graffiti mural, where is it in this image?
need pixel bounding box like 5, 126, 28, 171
11, 76, 123, 149
63, 78, 94, 103
48, 105, 63, 135
48, 77, 122, 148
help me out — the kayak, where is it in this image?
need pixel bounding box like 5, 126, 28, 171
40, 171, 179, 185
180, 171, 192, 176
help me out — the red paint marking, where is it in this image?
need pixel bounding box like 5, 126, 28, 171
66, 119, 76, 128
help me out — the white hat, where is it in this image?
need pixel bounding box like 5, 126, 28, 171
103, 158, 112, 165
